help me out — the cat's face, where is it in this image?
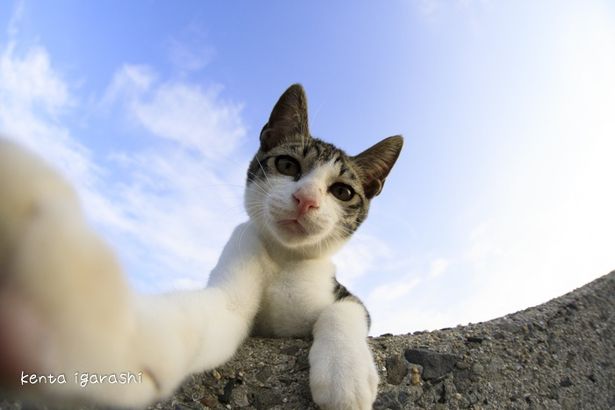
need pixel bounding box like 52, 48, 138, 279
245, 84, 403, 254
246, 138, 368, 250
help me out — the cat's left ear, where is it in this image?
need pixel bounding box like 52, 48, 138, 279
353, 135, 403, 199
259, 84, 310, 152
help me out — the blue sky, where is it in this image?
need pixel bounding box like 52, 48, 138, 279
1, 0, 614, 335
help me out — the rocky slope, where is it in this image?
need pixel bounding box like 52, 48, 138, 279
150, 271, 615, 410
2, 271, 614, 409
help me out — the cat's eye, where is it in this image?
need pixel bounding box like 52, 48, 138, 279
329, 183, 355, 202
275, 155, 301, 178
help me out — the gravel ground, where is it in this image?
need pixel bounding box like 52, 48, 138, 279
2, 270, 614, 409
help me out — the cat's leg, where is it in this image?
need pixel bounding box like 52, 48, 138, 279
308, 299, 379, 410
134, 223, 266, 397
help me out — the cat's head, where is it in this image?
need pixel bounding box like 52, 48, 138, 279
245, 84, 403, 255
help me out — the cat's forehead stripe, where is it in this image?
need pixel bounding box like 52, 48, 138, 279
284, 139, 356, 178
249, 139, 363, 187
313, 144, 322, 157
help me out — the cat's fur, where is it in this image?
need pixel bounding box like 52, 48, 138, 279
0, 84, 402, 409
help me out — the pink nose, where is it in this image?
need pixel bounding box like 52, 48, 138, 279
293, 189, 320, 216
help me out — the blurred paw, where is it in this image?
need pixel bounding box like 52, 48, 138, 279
0, 140, 159, 407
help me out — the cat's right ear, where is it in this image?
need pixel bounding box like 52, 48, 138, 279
259, 84, 310, 152
353, 135, 403, 199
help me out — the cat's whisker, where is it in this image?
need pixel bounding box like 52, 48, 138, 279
246, 170, 276, 196
244, 208, 266, 220
246, 168, 272, 187
254, 160, 275, 191
247, 180, 272, 198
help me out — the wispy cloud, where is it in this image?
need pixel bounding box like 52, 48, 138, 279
102, 64, 157, 105
0, 25, 99, 197
102, 145, 247, 291
368, 277, 421, 307
132, 82, 245, 159
6, 0, 24, 39
333, 233, 393, 288
365, 257, 452, 335
0, 44, 71, 112
166, 24, 214, 73
98, 63, 249, 290
105, 64, 245, 159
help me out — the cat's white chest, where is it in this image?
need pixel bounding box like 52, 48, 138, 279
253, 259, 336, 337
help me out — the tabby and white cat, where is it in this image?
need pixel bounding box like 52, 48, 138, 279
0, 84, 402, 409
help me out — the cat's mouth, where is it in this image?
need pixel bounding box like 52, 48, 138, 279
277, 219, 307, 235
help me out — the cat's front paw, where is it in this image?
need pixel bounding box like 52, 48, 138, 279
309, 338, 379, 410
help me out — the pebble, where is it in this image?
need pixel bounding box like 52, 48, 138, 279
410, 367, 422, 386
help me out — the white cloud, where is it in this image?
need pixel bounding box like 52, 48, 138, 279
0, 36, 131, 280
166, 24, 214, 72
364, 256, 455, 335
96, 64, 249, 290
103, 147, 247, 291
101, 64, 156, 106
0, 38, 100, 194
368, 277, 421, 307
132, 82, 245, 159
104, 64, 246, 160
7, 0, 24, 40
371, 306, 454, 337
0, 44, 71, 114
333, 233, 393, 287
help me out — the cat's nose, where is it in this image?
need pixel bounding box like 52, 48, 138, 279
293, 188, 320, 216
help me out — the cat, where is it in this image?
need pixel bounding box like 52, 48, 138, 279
0, 84, 403, 409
